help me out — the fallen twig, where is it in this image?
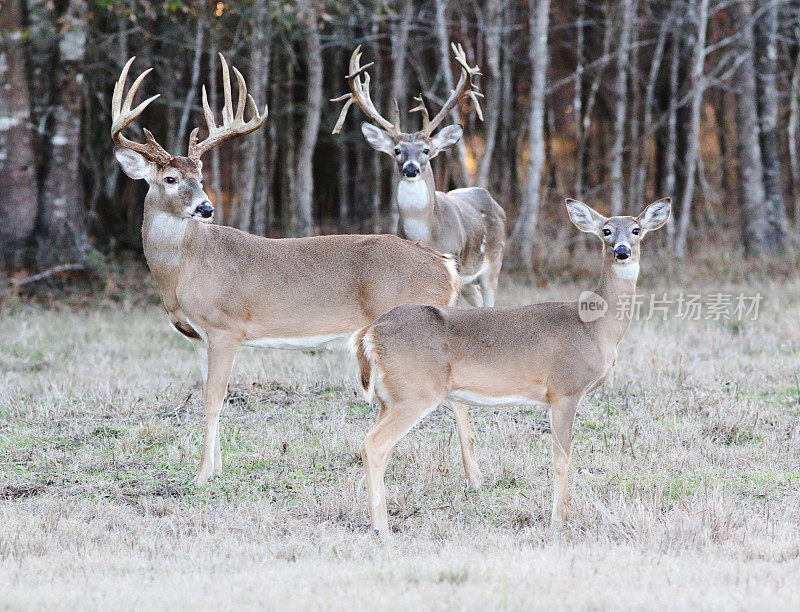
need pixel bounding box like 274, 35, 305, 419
4, 263, 86, 287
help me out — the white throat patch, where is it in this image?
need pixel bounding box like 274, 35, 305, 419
613, 261, 640, 280
402, 218, 430, 242
148, 213, 187, 247
397, 179, 429, 212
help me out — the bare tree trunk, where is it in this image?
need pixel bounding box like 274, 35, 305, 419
610, 0, 634, 215
674, 0, 709, 258
291, 6, 322, 237
731, 0, 770, 256
37, 0, 90, 265
789, 28, 800, 230
511, 0, 549, 269
174, 17, 204, 151
571, 0, 586, 198
390, 0, 413, 233
434, 0, 469, 185
477, 1, 503, 189
663, 28, 680, 248
209, 32, 223, 225
338, 139, 349, 231
0, 0, 38, 270
370, 18, 382, 233
240, 0, 273, 234
754, 0, 787, 249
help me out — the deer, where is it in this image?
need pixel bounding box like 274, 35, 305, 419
332, 43, 506, 308
111, 55, 486, 487
350, 197, 672, 536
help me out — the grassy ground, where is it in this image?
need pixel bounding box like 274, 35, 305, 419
1, 265, 800, 609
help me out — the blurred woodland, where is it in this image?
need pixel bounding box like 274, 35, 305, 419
2, 0, 800, 274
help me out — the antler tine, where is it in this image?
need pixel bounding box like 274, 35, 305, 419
110, 56, 173, 165
188, 53, 269, 160
423, 42, 483, 136
331, 46, 400, 136
410, 94, 431, 132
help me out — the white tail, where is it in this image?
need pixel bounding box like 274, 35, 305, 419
352, 198, 672, 536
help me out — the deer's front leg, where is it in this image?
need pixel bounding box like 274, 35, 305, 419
451, 401, 482, 489
549, 394, 580, 524
460, 282, 484, 306
193, 333, 239, 485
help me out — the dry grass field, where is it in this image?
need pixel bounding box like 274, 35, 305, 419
2, 257, 800, 609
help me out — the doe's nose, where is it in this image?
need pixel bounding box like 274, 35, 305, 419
403, 165, 420, 178
196, 202, 214, 218
614, 244, 631, 260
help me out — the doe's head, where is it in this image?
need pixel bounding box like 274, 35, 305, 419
111, 55, 267, 221
566, 198, 672, 264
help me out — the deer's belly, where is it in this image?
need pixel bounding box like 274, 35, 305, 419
241, 333, 351, 350
447, 389, 546, 407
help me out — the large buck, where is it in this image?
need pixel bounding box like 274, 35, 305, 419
332, 43, 506, 307
351, 197, 672, 536
110, 55, 485, 486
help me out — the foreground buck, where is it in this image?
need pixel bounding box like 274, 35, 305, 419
333, 43, 506, 307
351, 197, 672, 535
111, 56, 481, 485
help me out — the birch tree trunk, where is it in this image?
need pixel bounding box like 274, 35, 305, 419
511, 0, 549, 269
789, 29, 800, 229
291, 5, 322, 237
731, 0, 770, 256
754, 0, 787, 250
0, 0, 38, 270
477, 1, 503, 190
240, 0, 273, 234
610, 0, 634, 215
674, 0, 708, 258
37, 0, 89, 265
434, 0, 469, 186
390, 0, 413, 232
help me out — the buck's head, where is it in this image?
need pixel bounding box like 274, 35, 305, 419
111, 55, 267, 222
361, 124, 463, 180
332, 43, 482, 182
566, 198, 672, 265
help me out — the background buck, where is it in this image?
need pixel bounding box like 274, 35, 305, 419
351, 197, 672, 536
111, 55, 484, 486
333, 43, 506, 307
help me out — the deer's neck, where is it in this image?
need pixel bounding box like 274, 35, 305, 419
590, 247, 640, 343
141, 197, 192, 310
395, 166, 438, 243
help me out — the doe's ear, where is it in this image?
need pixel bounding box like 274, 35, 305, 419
565, 198, 607, 234
637, 197, 672, 236
360, 122, 395, 155
429, 124, 463, 157
114, 148, 152, 181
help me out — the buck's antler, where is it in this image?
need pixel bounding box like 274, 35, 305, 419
414, 42, 484, 136
331, 46, 401, 136
111, 57, 173, 165
188, 53, 269, 160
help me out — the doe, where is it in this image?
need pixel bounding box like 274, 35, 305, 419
351, 198, 671, 535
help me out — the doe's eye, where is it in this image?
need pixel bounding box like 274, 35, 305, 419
394, 148, 401, 155
632, 227, 640, 235
602, 228, 612, 236
164, 176, 177, 184
423, 148, 430, 155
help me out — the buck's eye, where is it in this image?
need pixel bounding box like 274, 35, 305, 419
394, 147, 401, 155
423, 148, 430, 155
632, 227, 640, 235
164, 176, 177, 184
602, 228, 612, 236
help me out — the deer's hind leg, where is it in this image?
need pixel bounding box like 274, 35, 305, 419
549, 393, 581, 524
362, 396, 441, 537
479, 254, 503, 308
461, 282, 484, 306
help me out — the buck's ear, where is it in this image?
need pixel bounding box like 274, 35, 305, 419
361, 123, 395, 155
637, 197, 672, 235
566, 199, 607, 234
114, 148, 152, 180
429, 124, 463, 157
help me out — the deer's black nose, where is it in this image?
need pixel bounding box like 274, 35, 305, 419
403, 165, 420, 178
614, 245, 631, 260
196, 202, 214, 218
